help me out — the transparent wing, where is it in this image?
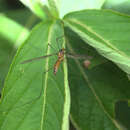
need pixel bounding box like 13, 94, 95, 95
66, 53, 93, 60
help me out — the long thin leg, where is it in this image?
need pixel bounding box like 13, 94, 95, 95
48, 43, 57, 52
66, 53, 93, 60
43, 66, 54, 74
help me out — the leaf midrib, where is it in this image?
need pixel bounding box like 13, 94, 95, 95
40, 21, 56, 130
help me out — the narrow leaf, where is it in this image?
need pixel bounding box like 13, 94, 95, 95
20, 0, 52, 19
0, 14, 29, 46
0, 14, 29, 90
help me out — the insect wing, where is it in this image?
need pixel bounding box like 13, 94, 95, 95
66, 53, 93, 60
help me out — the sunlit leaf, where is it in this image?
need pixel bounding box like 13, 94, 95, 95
63, 9, 130, 74
0, 14, 29, 46
0, 20, 70, 130
0, 14, 29, 90
20, 0, 57, 19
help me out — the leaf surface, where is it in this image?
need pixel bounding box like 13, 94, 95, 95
63, 10, 130, 74
0, 20, 70, 130
66, 31, 130, 129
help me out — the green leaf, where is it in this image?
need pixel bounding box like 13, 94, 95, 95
68, 59, 130, 129
102, 0, 130, 15
4, 8, 40, 28
48, 0, 59, 18
65, 31, 130, 129
63, 10, 130, 74
0, 36, 15, 91
0, 20, 70, 130
0, 14, 29, 91
20, 0, 54, 20
0, 14, 29, 47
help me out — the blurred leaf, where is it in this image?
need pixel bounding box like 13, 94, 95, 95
102, 0, 130, 15
0, 14, 29, 47
0, 14, 29, 91
63, 10, 130, 74
0, 0, 8, 11
20, 0, 53, 20
60, 0, 105, 18
0, 37, 16, 91
4, 8, 40, 29
48, 0, 59, 17
0, 20, 70, 130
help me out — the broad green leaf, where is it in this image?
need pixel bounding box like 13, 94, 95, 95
102, 0, 130, 15
64, 22, 130, 130
20, 0, 54, 20
65, 31, 130, 129
63, 10, 130, 74
0, 20, 70, 130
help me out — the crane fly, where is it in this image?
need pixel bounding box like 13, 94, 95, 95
21, 47, 66, 75
21, 43, 92, 75
1, 40, 92, 111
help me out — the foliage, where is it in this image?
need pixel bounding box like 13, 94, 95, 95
0, 0, 130, 130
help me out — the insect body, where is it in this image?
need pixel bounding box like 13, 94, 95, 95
21, 45, 91, 75
53, 48, 65, 75
21, 48, 66, 75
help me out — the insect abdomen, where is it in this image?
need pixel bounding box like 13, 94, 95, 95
54, 60, 61, 75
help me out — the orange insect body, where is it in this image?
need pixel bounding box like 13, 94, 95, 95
53, 48, 65, 75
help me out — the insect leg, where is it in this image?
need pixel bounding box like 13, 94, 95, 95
48, 43, 57, 52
